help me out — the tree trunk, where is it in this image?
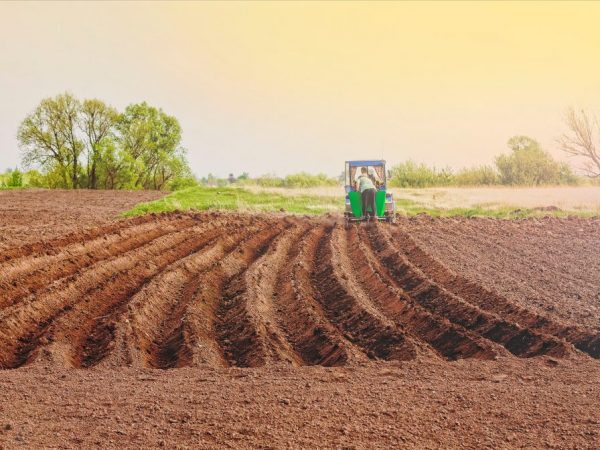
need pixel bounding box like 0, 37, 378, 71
90, 159, 97, 189
72, 156, 78, 189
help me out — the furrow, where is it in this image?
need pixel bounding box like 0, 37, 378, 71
390, 226, 600, 358
0, 221, 222, 369
117, 218, 266, 369
188, 222, 284, 367
0, 213, 158, 264
0, 216, 197, 309
350, 226, 504, 360
273, 224, 366, 366
75, 226, 226, 368
367, 225, 574, 359
311, 224, 419, 362
216, 221, 305, 367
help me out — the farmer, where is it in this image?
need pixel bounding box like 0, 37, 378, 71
355, 166, 377, 219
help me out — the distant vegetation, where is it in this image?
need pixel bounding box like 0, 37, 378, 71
9, 94, 600, 192
0, 168, 47, 189
199, 172, 339, 189
389, 136, 582, 188
16, 93, 192, 190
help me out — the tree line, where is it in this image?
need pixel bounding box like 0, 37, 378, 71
389, 134, 599, 188
10, 96, 600, 190
17, 93, 192, 190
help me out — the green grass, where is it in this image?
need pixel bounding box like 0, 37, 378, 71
123, 186, 343, 217
124, 185, 600, 219
393, 198, 600, 219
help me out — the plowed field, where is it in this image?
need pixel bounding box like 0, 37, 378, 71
4, 212, 599, 371
1, 191, 599, 449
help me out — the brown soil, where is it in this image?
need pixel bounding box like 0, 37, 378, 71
0, 189, 164, 251
0, 190, 599, 449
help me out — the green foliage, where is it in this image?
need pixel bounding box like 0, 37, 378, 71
389, 136, 581, 187
496, 136, 578, 185
80, 98, 119, 189
283, 172, 339, 188
255, 174, 284, 187
234, 172, 339, 188
117, 102, 185, 190
168, 176, 198, 191
7, 169, 23, 187
24, 169, 45, 187
0, 168, 43, 188
388, 161, 454, 188
16, 93, 191, 190
454, 165, 499, 186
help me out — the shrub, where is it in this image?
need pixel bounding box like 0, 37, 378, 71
388, 161, 454, 188
496, 136, 579, 185
168, 176, 198, 191
454, 165, 500, 186
8, 169, 23, 187
283, 172, 339, 188
255, 174, 284, 187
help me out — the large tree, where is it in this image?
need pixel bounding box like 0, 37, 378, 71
18, 93, 83, 188
18, 96, 70, 187
79, 99, 119, 189
117, 102, 184, 189
18, 94, 191, 190
559, 108, 600, 178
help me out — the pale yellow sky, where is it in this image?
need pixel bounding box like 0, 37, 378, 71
2, 1, 600, 177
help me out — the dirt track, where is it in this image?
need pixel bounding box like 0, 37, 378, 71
1, 191, 599, 449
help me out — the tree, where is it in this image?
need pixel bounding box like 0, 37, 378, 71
18, 96, 70, 187
18, 93, 83, 188
18, 94, 192, 190
559, 108, 600, 178
117, 102, 185, 189
57, 93, 84, 188
496, 136, 575, 185
79, 99, 118, 189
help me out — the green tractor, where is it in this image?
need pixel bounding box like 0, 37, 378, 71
344, 160, 396, 227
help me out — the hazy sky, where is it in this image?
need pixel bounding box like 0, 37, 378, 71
2, 1, 600, 177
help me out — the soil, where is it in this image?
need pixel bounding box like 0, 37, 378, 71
0, 190, 599, 449
0, 189, 164, 251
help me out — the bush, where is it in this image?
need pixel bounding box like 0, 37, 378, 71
454, 165, 499, 186
255, 174, 284, 187
388, 161, 454, 188
24, 170, 45, 187
496, 136, 579, 185
283, 172, 339, 188
168, 176, 198, 191
8, 169, 23, 187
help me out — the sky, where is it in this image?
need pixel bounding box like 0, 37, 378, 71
2, 1, 600, 178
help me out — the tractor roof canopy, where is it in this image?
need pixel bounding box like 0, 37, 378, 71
344, 160, 387, 190
346, 160, 386, 168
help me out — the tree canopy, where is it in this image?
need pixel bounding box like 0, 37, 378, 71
17, 93, 191, 190
496, 136, 576, 185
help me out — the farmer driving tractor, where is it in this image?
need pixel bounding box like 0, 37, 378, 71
355, 166, 377, 220
343, 160, 396, 227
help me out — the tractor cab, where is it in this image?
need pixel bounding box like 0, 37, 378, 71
344, 160, 396, 226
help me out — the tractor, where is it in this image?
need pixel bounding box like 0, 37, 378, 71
343, 160, 396, 227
